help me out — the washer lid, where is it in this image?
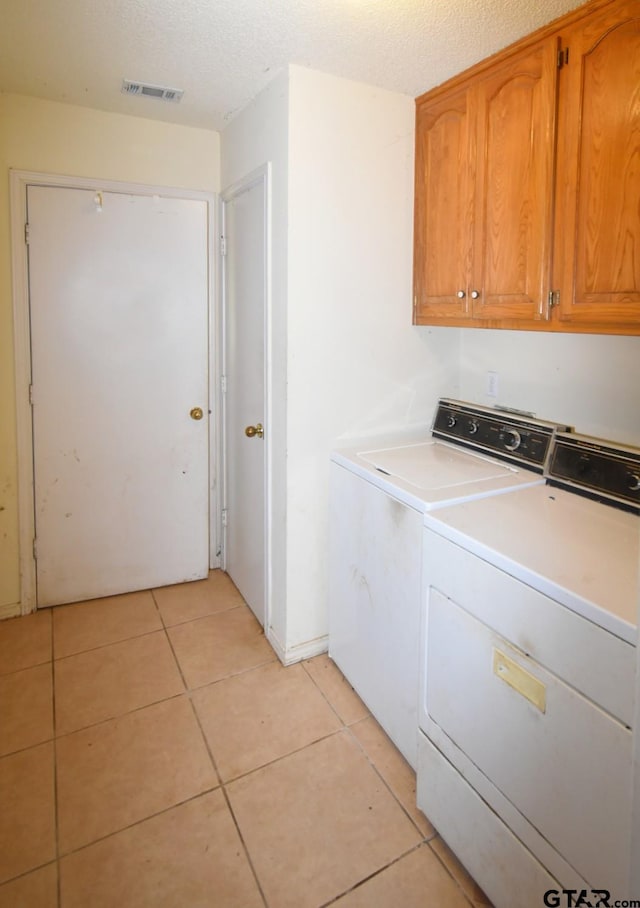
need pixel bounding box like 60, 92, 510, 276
359, 441, 517, 491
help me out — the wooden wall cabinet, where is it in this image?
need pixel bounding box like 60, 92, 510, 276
413, 0, 640, 335
554, 1, 640, 329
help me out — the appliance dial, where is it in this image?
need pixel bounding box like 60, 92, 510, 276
628, 474, 640, 492
503, 429, 521, 452
468, 419, 479, 435
446, 414, 457, 429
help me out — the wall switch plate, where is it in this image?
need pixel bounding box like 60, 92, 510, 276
487, 371, 499, 398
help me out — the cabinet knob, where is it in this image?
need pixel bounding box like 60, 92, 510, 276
470, 290, 480, 299
456, 290, 466, 299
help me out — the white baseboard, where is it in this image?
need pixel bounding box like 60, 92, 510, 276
0, 602, 21, 620
266, 628, 328, 666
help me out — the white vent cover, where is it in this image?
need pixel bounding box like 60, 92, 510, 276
121, 80, 184, 103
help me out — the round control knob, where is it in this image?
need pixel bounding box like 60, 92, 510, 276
503, 429, 521, 452
628, 474, 640, 491
468, 419, 479, 435
446, 414, 457, 429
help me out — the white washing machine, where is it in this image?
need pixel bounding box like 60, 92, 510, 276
328, 399, 570, 768
417, 432, 640, 905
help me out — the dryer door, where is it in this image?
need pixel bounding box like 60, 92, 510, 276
425, 586, 632, 893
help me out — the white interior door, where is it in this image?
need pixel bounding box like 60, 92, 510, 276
28, 185, 210, 606
223, 173, 268, 625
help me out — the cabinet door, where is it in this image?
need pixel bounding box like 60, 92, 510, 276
413, 86, 474, 321
555, 1, 640, 328
472, 38, 558, 321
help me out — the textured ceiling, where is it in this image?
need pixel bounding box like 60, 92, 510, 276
1, 0, 584, 132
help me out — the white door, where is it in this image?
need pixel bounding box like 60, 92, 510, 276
28, 185, 210, 606
222, 173, 268, 625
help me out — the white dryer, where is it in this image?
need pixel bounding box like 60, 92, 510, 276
418, 432, 640, 905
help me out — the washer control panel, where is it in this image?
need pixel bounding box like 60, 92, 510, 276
432, 400, 571, 471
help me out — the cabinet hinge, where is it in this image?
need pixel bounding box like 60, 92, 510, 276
548, 289, 560, 308
220, 375, 227, 393
221, 508, 228, 527
24, 222, 30, 245
557, 47, 569, 69
32, 538, 38, 560
220, 235, 227, 256
29, 383, 34, 406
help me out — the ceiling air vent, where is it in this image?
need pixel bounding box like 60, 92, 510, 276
121, 80, 184, 103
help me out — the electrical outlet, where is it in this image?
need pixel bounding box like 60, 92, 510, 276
487, 371, 499, 398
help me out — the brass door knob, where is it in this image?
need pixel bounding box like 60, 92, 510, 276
190, 407, 204, 420
245, 423, 264, 438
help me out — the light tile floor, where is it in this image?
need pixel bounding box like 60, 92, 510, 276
0, 571, 493, 908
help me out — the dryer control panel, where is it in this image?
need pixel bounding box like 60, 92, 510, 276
548, 433, 640, 512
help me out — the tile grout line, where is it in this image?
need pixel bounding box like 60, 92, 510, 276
300, 657, 437, 842
186, 693, 270, 908
197, 656, 469, 907
53, 691, 189, 742
0, 667, 55, 758
54, 625, 166, 662
157, 581, 272, 905
0, 656, 52, 680
50, 609, 61, 908
299, 657, 361, 728
156, 592, 278, 692
148, 586, 165, 627
52, 586, 206, 740
426, 840, 484, 908
54, 784, 222, 861
49, 580, 271, 895
299, 657, 427, 828
217, 784, 270, 908
0, 736, 53, 760
159, 600, 245, 630
217, 726, 347, 786
49, 590, 218, 872
0, 859, 59, 893
344, 723, 436, 842
317, 840, 428, 908
299, 655, 426, 834
150, 586, 191, 694
54, 580, 221, 858
6, 585, 480, 906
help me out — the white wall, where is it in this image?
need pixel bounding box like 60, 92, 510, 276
458, 329, 640, 445
284, 66, 459, 655
221, 65, 460, 661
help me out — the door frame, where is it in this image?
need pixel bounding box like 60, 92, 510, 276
220, 164, 272, 636
10, 169, 219, 614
